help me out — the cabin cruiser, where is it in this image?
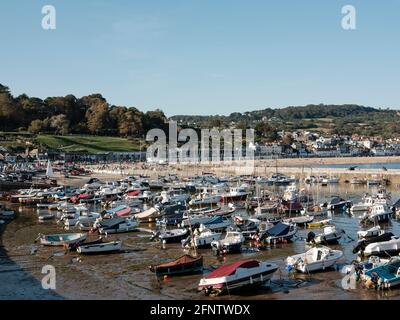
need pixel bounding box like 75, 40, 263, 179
219, 186, 249, 203
198, 259, 278, 296
363, 204, 392, 223
351, 196, 375, 213
287, 246, 343, 273
211, 230, 244, 254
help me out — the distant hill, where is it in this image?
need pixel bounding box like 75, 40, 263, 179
171, 104, 379, 125
170, 104, 400, 138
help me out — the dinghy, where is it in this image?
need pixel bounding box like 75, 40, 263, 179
77, 240, 122, 254
198, 259, 278, 296
287, 246, 343, 273
38, 233, 87, 246
149, 254, 203, 276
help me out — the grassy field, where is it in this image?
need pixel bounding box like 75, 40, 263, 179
35, 135, 143, 153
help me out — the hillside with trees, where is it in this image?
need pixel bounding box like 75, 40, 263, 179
0, 84, 167, 137
2, 82, 400, 151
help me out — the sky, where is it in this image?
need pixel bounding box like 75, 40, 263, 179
1, 0, 400, 116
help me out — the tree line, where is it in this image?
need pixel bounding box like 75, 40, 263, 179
0, 84, 167, 137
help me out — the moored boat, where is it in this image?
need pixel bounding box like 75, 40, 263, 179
198, 259, 278, 296
38, 232, 87, 246
286, 246, 343, 273
149, 254, 203, 276
77, 240, 122, 254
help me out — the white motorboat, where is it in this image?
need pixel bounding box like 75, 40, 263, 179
363, 236, 400, 256
97, 216, 139, 234
357, 226, 384, 239
211, 230, 244, 254
61, 212, 101, 227
368, 204, 392, 223
307, 226, 344, 245
198, 259, 278, 296
287, 246, 343, 273
351, 196, 375, 213
182, 226, 221, 248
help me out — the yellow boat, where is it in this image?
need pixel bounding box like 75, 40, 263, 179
307, 219, 332, 229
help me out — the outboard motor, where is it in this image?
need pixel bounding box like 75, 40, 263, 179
181, 236, 191, 248
306, 231, 316, 243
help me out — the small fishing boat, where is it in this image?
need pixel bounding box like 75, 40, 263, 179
286, 246, 343, 273
306, 226, 343, 245
152, 228, 189, 243
327, 197, 352, 211
257, 222, 297, 244
357, 226, 384, 239
97, 216, 139, 234
365, 204, 392, 223
61, 212, 101, 227
283, 215, 314, 226
149, 254, 203, 276
198, 259, 278, 296
307, 219, 332, 229
351, 196, 375, 213
211, 230, 244, 254
38, 233, 87, 246
182, 226, 221, 248
77, 240, 122, 254
281, 200, 303, 214
364, 257, 400, 289
353, 232, 395, 255
362, 236, 400, 256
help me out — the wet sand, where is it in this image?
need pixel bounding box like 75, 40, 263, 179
2, 183, 400, 300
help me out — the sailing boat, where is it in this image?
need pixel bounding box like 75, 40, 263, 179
46, 160, 54, 178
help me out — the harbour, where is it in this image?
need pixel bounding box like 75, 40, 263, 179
2, 160, 400, 300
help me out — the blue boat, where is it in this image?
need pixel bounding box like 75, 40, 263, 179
364, 257, 400, 289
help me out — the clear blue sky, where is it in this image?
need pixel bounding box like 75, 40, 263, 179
1, 0, 399, 116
